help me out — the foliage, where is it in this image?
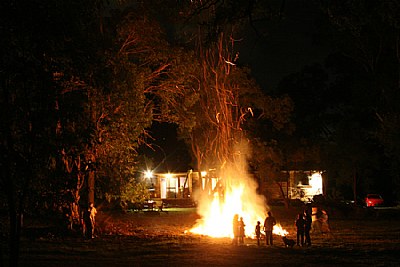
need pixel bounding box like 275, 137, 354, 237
107, 178, 150, 211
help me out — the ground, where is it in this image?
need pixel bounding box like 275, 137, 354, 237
4, 206, 400, 266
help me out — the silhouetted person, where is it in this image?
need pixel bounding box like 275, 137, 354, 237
239, 217, 245, 244
295, 213, 305, 246
255, 221, 261, 246
232, 214, 239, 245
81, 206, 92, 239
304, 210, 312, 246
263, 211, 276, 246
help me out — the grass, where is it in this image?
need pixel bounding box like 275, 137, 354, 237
2, 207, 400, 266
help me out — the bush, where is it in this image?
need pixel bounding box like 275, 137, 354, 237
106, 179, 150, 212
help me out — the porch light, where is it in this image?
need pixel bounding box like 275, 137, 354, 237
144, 170, 153, 179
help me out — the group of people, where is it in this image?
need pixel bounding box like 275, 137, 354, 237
294, 210, 312, 247
232, 214, 246, 245
233, 208, 330, 247
233, 211, 277, 246
255, 212, 279, 246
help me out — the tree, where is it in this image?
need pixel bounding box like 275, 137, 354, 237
316, 0, 400, 201
0, 1, 61, 264
1, 1, 109, 265
140, 1, 295, 198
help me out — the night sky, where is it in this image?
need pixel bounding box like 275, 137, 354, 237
142, 122, 192, 173
238, 0, 332, 92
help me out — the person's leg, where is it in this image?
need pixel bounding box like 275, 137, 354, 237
86, 223, 92, 239
270, 231, 273, 245
305, 230, 311, 246
91, 221, 95, 238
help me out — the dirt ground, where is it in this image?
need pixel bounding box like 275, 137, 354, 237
5, 206, 400, 267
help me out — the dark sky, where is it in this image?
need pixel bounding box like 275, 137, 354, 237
141, 122, 192, 173
238, 0, 332, 92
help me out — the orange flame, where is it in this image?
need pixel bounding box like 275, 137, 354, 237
189, 175, 289, 239
273, 224, 289, 236
189, 142, 289, 239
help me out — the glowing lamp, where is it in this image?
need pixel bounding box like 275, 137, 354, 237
144, 170, 153, 179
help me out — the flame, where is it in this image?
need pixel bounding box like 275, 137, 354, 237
273, 224, 289, 236
189, 172, 289, 239
190, 185, 258, 238
189, 141, 289, 239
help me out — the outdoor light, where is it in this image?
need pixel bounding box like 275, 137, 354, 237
309, 172, 323, 195
144, 170, 153, 179
165, 173, 173, 179
201, 171, 207, 177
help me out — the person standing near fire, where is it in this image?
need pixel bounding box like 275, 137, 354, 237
89, 202, 97, 238
295, 213, 305, 246
81, 205, 91, 239
239, 217, 245, 244
263, 211, 276, 246
232, 214, 239, 245
255, 221, 261, 246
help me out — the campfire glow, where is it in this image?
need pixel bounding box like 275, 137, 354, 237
189, 160, 289, 239
273, 224, 289, 236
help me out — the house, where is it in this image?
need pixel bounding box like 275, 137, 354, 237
263, 170, 325, 203
142, 170, 202, 207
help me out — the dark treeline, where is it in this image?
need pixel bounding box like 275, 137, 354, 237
276, 0, 400, 203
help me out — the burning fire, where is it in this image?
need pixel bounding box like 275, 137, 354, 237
189, 172, 289, 239
273, 224, 289, 236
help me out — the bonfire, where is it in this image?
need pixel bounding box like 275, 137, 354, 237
189, 161, 288, 239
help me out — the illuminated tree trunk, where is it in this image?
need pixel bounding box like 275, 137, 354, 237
88, 170, 95, 204
192, 33, 251, 189
61, 152, 85, 229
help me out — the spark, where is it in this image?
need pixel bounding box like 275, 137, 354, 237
248, 107, 254, 117
224, 59, 236, 66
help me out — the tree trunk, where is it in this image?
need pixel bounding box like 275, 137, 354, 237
275, 180, 289, 209
88, 170, 95, 204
